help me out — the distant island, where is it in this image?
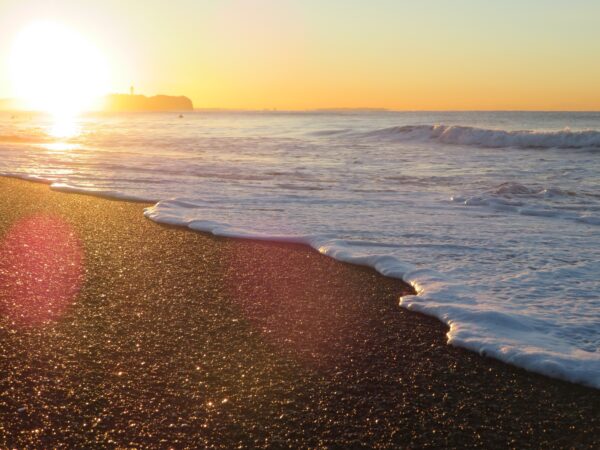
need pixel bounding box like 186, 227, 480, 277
103, 93, 194, 112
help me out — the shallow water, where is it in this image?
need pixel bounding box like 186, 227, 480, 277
1, 110, 598, 388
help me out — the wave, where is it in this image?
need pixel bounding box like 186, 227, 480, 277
308, 128, 351, 136
489, 182, 577, 198
357, 125, 600, 149
1, 171, 599, 389
6, 172, 600, 388
451, 182, 600, 226
144, 198, 600, 389
0, 173, 155, 202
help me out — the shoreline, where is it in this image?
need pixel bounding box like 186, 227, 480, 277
8, 171, 598, 389
0, 176, 598, 447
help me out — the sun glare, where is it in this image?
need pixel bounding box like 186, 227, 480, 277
49, 115, 81, 140
9, 21, 109, 116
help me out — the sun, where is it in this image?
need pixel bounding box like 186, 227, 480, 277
9, 21, 109, 116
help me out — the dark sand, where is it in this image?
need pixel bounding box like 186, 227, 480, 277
0, 177, 598, 448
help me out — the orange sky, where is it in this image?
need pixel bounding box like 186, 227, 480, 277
1, 0, 600, 111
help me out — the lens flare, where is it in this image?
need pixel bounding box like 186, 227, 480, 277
0, 214, 84, 326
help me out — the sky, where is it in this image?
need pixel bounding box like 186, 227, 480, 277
1, 0, 600, 110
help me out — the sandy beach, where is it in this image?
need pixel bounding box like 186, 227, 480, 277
0, 176, 598, 448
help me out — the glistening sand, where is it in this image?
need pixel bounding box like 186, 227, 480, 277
0, 177, 598, 448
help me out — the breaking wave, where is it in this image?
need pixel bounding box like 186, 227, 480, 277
358, 125, 600, 149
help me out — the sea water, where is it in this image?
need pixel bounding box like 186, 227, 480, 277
0, 111, 598, 388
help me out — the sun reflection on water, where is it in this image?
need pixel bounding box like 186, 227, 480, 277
49, 114, 81, 139
40, 142, 81, 153
41, 114, 82, 153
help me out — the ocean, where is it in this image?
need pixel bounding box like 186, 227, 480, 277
1, 110, 598, 388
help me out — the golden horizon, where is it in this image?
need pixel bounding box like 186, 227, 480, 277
1, 2, 600, 111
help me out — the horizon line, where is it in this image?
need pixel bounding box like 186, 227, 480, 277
3, 106, 600, 114
2, 96, 600, 114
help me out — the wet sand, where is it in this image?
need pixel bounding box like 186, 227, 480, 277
0, 176, 598, 448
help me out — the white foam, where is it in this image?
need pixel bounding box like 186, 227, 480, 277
50, 183, 154, 202
451, 182, 600, 226
145, 195, 600, 389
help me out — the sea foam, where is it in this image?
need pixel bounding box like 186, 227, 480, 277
145, 198, 600, 388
